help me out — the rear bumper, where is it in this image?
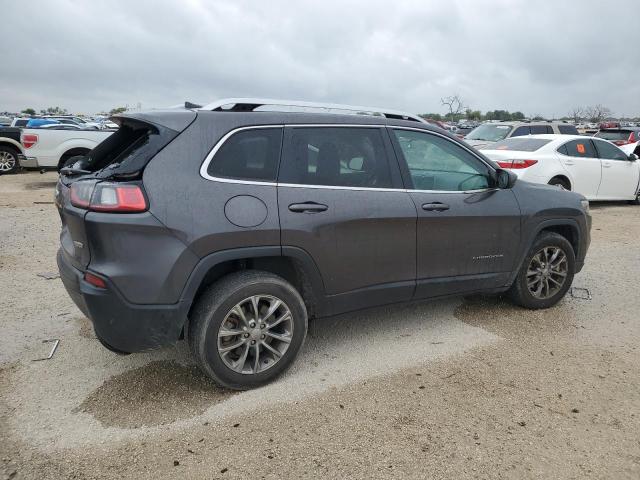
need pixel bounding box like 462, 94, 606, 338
18, 154, 38, 168
57, 249, 187, 353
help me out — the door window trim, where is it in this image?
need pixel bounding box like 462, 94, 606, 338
200, 124, 497, 194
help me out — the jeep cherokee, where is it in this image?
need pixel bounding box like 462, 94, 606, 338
56, 99, 591, 389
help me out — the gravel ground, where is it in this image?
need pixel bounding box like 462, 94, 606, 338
1, 171, 639, 479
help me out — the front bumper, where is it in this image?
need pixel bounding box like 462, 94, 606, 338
57, 249, 187, 353
18, 154, 38, 168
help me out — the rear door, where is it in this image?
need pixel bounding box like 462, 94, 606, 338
389, 127, 521, 299
592, 138, 640, 200
277, 125, 417, 314
556, 139, 601, 198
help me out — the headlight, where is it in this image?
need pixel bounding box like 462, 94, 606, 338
580, 199, 590, 214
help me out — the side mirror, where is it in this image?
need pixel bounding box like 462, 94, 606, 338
628, 153, 638, 162
496, 168, 517, 189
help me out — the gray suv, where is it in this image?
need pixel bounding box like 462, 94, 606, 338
56, 99, 591, 389
465, 121, 579, 149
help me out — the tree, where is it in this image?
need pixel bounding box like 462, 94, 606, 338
511, 111, 525, 121
584, 104, 612, 123
109, 106, 127, 115
440, 95, 465, 121
419, 113, 442, 121
21, 108, 36, 116
42, 106, 68, 115
568, 107, 583, 124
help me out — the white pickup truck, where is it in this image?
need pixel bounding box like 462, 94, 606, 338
19, 126, 113, 170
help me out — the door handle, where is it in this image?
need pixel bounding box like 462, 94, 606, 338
422, 202, 450, 212
288, 202, 328, 213
564, 160, 575, 166
602, 162, 611, 168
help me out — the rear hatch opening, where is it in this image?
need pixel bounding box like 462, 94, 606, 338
56, 112, 194, 271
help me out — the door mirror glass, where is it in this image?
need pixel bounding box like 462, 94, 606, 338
496, 168, 516, 189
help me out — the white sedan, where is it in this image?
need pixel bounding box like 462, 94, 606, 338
480, 134, 640, 202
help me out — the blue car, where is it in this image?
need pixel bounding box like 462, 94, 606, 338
25, 119, 61, 128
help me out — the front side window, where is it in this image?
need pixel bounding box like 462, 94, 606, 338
279, 127, 393, 188
592, 139, 628, 161
207, 128, 282, 181
511, 126, 530, 137
529, 125, 550, 134
560, 139, 596, 158
393, 129, 490, 191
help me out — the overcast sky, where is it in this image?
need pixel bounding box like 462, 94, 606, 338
2, 0, 638, 117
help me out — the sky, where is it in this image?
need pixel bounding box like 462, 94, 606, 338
1, 0, 638, 118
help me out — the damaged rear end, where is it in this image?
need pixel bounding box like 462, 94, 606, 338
56, 110, 199, 353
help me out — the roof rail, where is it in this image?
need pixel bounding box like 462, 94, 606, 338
198, 98, 427, 123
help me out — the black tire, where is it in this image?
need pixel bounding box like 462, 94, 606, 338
188, 270, 308, 390
628, 192, 640, 205
509, 232, 576, 309
0, 146, 20, 174
548, 177, 571, 191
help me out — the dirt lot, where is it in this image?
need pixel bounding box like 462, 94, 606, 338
1, 171, 639, 479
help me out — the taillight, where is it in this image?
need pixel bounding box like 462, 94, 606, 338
22, 133, 38, 149
70, 182, 147, 213
496, 159, 538, 169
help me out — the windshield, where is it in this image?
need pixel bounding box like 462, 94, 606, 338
594, 130, 630, 141
465, 124, 512, 142
482, 137, 551, 152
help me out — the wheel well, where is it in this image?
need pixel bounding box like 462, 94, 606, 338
189, 256, 320, 320
549, 175, 571, 190
539, 225, 579, 257
58, 148, 91, 169
0, 141, 20, 154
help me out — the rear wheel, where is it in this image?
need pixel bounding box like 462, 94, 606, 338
0, 146, 20, 174
509, 232, 575, 309
188, 271, 308, 390
548, 177, 571, 191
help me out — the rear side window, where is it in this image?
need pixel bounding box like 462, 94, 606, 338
489, 138, 551, 152
279, 127, 392, 188
592, 139, 628, 161
560, 139, 596, 158
207, 128, 282, 182
14, 119, 28, 127
558, 125, 579, 135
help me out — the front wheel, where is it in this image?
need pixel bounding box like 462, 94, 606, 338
509, 232, 575, 309
188, 271, 308, 390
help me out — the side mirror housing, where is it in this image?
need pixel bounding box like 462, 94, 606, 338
628, 153, 638, 162
495, 168, 517, 189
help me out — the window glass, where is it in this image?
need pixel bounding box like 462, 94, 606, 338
558, 125, 579, 135
562, 139, 596, 158
593, 139, 628, 161
465, 124, 512, 141
486, 137, 551, 152
557, 144, 569, 155
393, 129, 490, 191
279, 127, 392, 188
530, 125, 548, 134
207, 128, 282, 181
511, 126, 530, 137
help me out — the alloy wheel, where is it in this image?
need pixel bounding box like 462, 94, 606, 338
0, 151, 16, 172
526, 246, 568, 299
217, 295, 293, 374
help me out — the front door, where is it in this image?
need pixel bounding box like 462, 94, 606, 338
592, 138, 640, 200
556, 139, 601, 199
388, 127, 521, 299
277, 125, 417, 314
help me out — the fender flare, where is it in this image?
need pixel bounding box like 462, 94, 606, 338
506, 218, 582, 286
177, 245, 327, 317
0, 138, 23, 154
